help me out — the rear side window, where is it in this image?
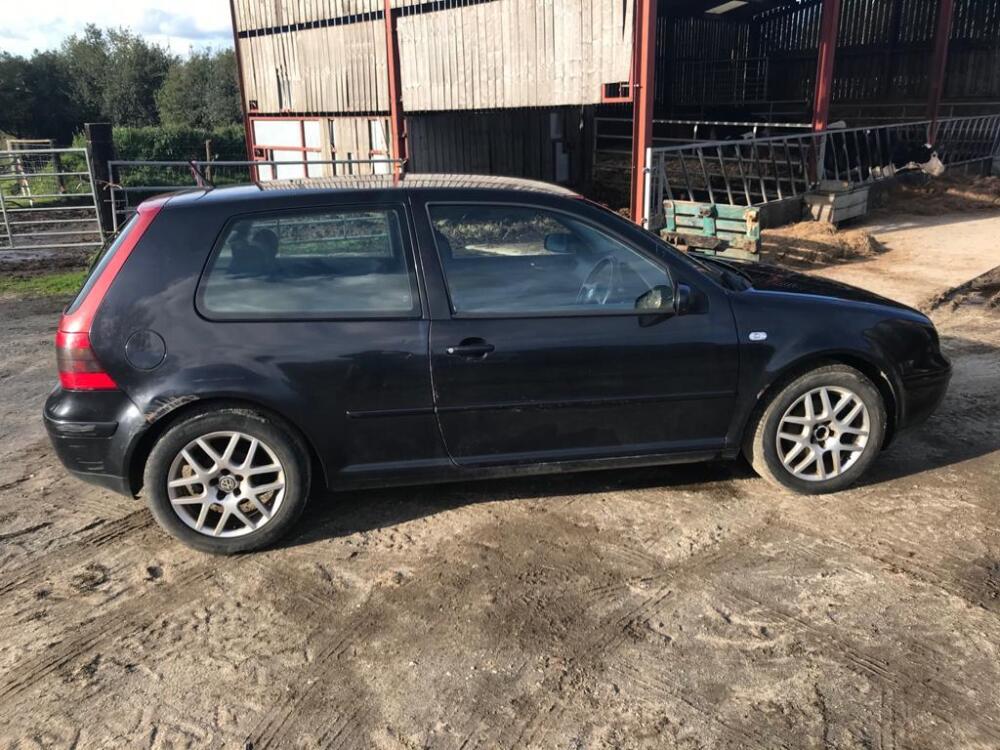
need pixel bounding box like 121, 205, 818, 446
198, 207, 419, 319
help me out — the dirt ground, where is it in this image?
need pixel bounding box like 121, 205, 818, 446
1, 210, 999, 749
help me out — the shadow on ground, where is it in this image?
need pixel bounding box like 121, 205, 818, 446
280, 458, 757, 551
281, 330, 999, 549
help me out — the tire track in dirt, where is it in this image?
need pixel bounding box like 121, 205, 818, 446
245, 591, 384, 748
717, 580, 1000, 746
0, 509, 154, 598
0, 564, 218, 719
460, 518, 798, 750
777, 518, 1000, 617
610, 659, 797, 750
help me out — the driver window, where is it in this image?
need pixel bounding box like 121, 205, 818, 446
429, 205, 670, 315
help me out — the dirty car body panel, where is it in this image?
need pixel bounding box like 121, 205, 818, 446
43, 176, 951, 500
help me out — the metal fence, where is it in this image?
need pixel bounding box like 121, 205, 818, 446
109, 158, 405, 231
644, 114, 1000, 227
0, 147, 103, 253
594, 116, 812, 156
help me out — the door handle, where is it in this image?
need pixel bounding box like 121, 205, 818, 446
446, 339, 495, 357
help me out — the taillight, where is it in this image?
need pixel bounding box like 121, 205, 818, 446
54, 196, 167, 391
56, 331, 118, 390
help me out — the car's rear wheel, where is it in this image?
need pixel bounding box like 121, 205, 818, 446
744, 364, 886, 494
144, 406, 310, 554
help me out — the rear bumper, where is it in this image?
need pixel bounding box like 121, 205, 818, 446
44, 387, 147, 497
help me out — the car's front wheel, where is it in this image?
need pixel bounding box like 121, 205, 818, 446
144, 406, 311, 554
744, 364, 887, 494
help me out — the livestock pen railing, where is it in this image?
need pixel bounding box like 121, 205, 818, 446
643, 114, 1000, 228
594, 116, 812, 156
108, 158, 404, 231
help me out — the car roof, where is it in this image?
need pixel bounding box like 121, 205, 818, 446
163, 174, 581, 209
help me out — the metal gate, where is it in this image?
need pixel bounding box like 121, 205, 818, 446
108, 158, 404, 231
0, 147, 104, 254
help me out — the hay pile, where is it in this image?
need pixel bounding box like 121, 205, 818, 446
761, 221, 887, 268
879, 175, 1000, 215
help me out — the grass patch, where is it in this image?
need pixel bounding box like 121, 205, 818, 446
0, 269, 87, 297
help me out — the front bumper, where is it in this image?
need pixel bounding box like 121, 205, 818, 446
897, 359, 952, 432
44, 387, 147, 497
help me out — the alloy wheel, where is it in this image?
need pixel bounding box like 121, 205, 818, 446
166, 431, 286, 537
776, 386, 871, 482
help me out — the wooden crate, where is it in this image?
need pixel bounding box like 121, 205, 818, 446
804, 181, 871, 225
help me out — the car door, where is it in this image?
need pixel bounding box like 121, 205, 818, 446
191, 200, 448, 484
417, 199, 740, 466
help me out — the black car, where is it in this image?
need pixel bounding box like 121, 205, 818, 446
45, 175, 951, 553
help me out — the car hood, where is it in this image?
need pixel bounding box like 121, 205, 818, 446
730, 262, 917, 313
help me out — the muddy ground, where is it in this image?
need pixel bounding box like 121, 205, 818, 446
0, 211, 999, 749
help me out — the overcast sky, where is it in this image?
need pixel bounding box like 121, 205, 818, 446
2, 0, 234, 57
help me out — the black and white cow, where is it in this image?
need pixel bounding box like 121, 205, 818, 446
821, 121, 946, 182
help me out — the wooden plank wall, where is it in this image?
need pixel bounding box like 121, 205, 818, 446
660, 0, 1000, 113
397, 0, 632, 111
233, 0, 397, 114
233, 0, 633, 114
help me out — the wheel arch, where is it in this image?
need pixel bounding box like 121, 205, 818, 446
743, 351, 899, 451
126, 396, 329, 496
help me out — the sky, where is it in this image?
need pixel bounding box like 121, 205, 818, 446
1, 0, 234, 57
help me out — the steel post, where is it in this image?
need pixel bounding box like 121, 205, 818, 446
812, 0, 842, 132
384, 0, 407, 173
0, 182, 13, 250
630, 0, 658, 226
927, 0, 955, 142
228, 0, 255, 171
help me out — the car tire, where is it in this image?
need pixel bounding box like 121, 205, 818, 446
143, 406, 311, 554
743, 364, 886, 495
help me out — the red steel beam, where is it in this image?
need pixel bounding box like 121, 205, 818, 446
227, 0, 258, 180
630, 0, 658, 225
927, 0, 955, 140
812, 0, 842, 132
383, 0, 407, 173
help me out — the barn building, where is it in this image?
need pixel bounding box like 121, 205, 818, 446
228, 0, 1000, 216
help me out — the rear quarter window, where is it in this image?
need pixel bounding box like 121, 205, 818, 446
197, 207, 419, 319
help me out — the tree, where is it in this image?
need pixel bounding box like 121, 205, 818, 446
157, 49, 242, 129
24, 51, 79, 144
0, 54, 33, 138
101, 28, 176, 127
0, 26, 240, 143
61, 25, 108, 125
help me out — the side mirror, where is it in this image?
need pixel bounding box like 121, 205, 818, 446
676, 283, 692, 314
635, 283, 691, 315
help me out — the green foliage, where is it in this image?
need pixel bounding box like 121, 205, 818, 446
105, 125, 248, 187
112, 124, 247, 161
158, 49, 242, 130
0, 25, 241, 143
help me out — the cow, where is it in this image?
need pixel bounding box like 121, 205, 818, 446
820, 122, 946, 183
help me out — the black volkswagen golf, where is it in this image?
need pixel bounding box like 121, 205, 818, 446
45, 175, 951, 553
